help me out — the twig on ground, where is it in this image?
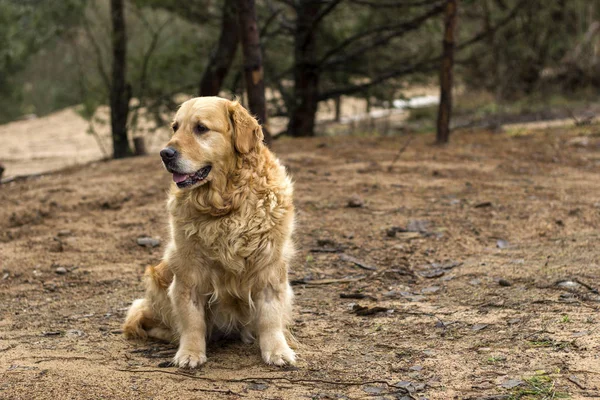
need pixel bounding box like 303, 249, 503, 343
567, 375, 587, 390
387, 134, 414, 172
310, 248, 343, 253
290, 276, 366, 285
339, 254, 377, 271
116, 368, 415, 397
33, 356, 94, 364
189, 388, 246, 396
572, 278, 599, 294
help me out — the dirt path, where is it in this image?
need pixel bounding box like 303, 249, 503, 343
1, 127, 600, 399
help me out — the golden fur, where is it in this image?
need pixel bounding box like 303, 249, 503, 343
123, 97, 296, 367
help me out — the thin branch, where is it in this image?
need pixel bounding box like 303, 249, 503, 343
82, 18, 110, 89
387, 134, 414, 172
318, 2, 445, 66
260, 8, 283, 38
318, 57, 439, 100
306, 0, 344, 40
318, 0, 528, 100
455, 0, 528, 51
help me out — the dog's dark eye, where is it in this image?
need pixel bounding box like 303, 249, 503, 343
172, 122, 179, 132
194, 124, 209, 134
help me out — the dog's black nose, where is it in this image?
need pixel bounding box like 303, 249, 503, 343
160, 147, 177, 161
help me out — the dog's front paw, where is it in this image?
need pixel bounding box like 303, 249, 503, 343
173, 349, 207, 369
262, 344, 296, 366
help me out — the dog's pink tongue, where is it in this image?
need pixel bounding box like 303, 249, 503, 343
172, 173, 189, 183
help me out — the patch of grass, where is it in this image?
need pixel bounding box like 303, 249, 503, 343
454, 88, 599, 120
487, 355, 507, 364
560, 315, 571, 323
528, 337, 572, 350
509, 374, 569, 400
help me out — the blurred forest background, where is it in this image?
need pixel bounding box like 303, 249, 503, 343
0, 0, 599, 160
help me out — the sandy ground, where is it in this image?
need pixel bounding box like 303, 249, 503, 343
2, 124, 600, 399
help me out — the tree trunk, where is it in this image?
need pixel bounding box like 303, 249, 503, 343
436, 0, 457, 144
110, 0, 131, 158
236, 0, 272, 147
334, 96, 342, 122
199, 0, 239, 97
288, 0, 321, 137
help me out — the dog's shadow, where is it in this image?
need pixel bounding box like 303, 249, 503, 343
133, 332, 262, 369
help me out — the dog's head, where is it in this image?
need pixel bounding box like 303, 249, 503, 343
160, 97, 264, 189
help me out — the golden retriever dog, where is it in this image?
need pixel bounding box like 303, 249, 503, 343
123, 97, 296, 368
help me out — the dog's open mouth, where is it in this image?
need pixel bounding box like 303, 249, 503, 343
171, 166, 212, 188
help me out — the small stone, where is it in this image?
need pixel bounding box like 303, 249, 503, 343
43, 283, 57, 292
347, 195, 364, 208
55, 267, 68, 275
472, 323, 488, 331
413, 383, 426, 391
572, 331, 589, 337
363, 385, 385, 394
57, 230, 72, 237
407, 220, 429, 233
247, 382, 269, 391
419, 269, 445, 279
499, 279, 512, 287
507, 318, 521, 325
409, 365, 423, 371
399, 292, 426, 302
496, 239, 509, 249
137, 237, 161, 248
386, 226, 407, 237
421, 286, 440, 294
557, 280, 580, 289
316, 238, 336, 247
501, 379, 524, 389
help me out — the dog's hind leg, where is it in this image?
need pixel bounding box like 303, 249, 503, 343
123, 298, 152, 339
123, 262, 175, 341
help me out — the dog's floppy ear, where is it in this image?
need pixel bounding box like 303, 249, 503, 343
227, 100, 264, 154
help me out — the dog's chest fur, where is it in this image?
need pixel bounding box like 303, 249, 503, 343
168, 172, 294, 279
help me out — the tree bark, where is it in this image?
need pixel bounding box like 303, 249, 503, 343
110, 0, 132, 158
199, 0, 239, 97
334, 96, 342, 122
287, 0, 321, 137
236, 0, 272, 147
436, 0, 457, 144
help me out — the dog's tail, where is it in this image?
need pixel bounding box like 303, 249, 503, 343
123, 262, 174, 341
